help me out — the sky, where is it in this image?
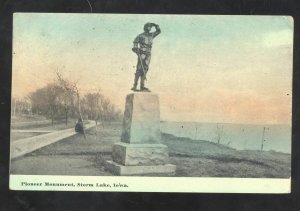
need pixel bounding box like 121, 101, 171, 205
12, 13, 293, 124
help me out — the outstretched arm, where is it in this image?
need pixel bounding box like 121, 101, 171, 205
151, 23, 161, 38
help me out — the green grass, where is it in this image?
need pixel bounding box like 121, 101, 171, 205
11, 124, 291, 178
162, 133, 291, 178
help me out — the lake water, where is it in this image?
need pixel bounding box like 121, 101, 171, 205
160, 122, 291, 154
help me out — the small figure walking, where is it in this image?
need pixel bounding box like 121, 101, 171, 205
75, 118, 84, 134
131, 22, 161, 92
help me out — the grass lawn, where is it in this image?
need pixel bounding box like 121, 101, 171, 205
10, 123, 291, 178
162, 133, 290, 178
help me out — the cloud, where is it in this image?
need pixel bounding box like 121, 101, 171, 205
262, 29, 293, 48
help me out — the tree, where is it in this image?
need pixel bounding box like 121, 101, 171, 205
11, 97, 32, 117
81, 92, 102, 121
56, 71, 86, 139
260, 127, 269, 151
56, 83, 76, 126
215, 123, 224, 144
96, 95, 122, 126
81, 91, 122, 128
29, 83, 65, 126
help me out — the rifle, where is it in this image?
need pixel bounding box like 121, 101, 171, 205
137, 49, 147, 81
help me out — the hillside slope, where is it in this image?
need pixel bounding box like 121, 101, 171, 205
162, 133, 291, 178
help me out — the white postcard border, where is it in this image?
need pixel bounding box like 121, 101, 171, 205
10, 175, 290, 193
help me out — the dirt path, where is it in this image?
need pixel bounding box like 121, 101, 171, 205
10, 124, 120, 176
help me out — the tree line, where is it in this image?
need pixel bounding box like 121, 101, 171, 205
12, 78, 122, 126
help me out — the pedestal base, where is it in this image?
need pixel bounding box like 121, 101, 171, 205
105, 160, 176, 176
112, 142, 169, 166
104, 93, 176, 176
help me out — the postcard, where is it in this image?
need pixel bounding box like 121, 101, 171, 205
10, 13, 293, 193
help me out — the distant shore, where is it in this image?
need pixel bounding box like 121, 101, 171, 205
161, 121, 291, 153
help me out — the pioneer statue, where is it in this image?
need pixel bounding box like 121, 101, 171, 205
131, 23, 161, 92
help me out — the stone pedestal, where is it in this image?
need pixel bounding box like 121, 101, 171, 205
105, 93, 176, 176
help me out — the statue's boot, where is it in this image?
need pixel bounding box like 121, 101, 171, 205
140, 78, 150, 92
131, 86, 138, 91
141, 80, 150, 92
140, 87, 150, 92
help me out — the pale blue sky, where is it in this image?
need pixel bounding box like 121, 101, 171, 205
12, 14, 293, 124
